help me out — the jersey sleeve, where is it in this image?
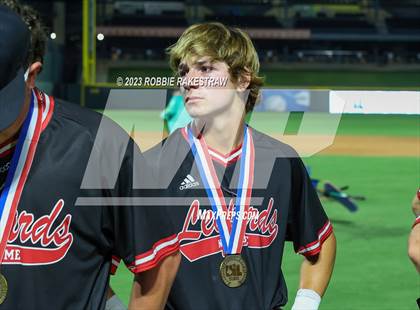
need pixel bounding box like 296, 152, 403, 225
107, 137, 179, 274
286, 157, 333, 257
413, 216, 420, 228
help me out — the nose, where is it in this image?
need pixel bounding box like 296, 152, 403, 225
181, 68, 200, 91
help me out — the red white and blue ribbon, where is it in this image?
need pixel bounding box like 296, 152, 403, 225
187, 124, 255, 255
228, 126, 254, 253
0, 90, 43, 262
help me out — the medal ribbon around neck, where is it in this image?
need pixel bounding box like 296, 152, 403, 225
0, 91, 43, 263
187, 124, 255, 255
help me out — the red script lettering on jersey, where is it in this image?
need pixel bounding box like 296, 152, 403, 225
3, 199, 73, 265
179, 198, 278, 262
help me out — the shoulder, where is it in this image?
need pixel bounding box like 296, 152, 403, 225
144, 128, 191, 178
251, 127, 299, 159
145, 128, 188, 160
54, 99, 105, 134
51, 98, 129, 146
250, 127, 307, 180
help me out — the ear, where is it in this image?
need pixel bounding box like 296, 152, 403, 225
236, 69, 251, 92
25, 61, 42, 89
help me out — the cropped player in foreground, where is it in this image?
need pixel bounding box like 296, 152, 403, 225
408, 189, 420, 273
0, 2, 179, 309
144, 23, 336, 310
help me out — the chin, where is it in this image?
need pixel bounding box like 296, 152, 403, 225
185, 106, 203, 118
188, 113, 206, 121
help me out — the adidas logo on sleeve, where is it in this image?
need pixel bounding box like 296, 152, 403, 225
179, 174, 200, 190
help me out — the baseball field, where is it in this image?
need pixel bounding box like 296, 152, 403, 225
106, 110, 419, 309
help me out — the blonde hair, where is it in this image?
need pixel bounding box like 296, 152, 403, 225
167, 22, 264, 113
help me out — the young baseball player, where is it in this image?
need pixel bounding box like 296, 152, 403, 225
0, 2, 179, 309
144, 22, 336, 310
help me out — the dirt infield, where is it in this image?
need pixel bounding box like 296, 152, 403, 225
318, 136, 418, 156
132, 132, 418, 157
276, 135, 418, 157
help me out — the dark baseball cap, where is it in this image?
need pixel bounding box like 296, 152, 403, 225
0, 4, 31, 131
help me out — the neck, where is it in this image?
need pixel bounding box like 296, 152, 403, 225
194, 100, 246, 154
0, 90, 31, 145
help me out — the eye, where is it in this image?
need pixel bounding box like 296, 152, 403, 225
178, 69, 188, 77
178, 63, 189, 77
200, 65, 213, 74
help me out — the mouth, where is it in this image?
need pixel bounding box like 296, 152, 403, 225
185, 96, 203, 104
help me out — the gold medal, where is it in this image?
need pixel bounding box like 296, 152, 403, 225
0, 273, 8, 304
219, 255, 247, 288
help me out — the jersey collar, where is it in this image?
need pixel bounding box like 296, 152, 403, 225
181, 126, 242, 167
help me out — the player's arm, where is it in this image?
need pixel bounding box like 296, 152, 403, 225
129, 251, 181, 310
298, 232, 336, 296
291, 233, 336, 310
102, 135, 180, 309
408, 223, 420, 272
106, 287, 127, 310
288, 157, 336, 310
408, 190, 420, 272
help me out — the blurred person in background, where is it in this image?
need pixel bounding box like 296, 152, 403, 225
161, 90, 192, 135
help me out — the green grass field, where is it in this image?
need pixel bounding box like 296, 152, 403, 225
107, 111, 420, 309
